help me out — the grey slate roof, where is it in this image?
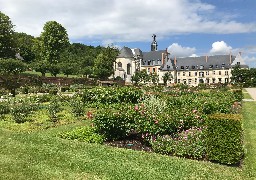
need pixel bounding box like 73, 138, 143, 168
173, 55, 236, 71
141, 50, 166, 66
132, 48, 143, 58
117, 46, 134, 58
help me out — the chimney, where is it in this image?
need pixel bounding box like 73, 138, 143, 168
161, 53, 165, 65
174, 56, 177, 66
229, 52, 232, 64
205, 55, 208, 62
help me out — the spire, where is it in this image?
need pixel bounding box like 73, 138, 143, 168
151, 34, 158, 51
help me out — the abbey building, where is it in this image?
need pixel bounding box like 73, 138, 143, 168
113, 35, 248, 86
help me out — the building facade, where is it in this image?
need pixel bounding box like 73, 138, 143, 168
113, 35, 249, 86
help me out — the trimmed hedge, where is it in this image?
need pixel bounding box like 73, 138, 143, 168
206, 114, 244, 165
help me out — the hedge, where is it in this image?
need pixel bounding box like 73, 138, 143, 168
206, 114, 244, 165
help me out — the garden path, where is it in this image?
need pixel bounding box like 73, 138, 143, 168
244, 88, 256, 101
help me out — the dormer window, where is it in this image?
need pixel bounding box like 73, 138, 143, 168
167, 65, 170, 69
118, 62, 122, 68
237, 62, 240, 65
199, 65, 204, 69
209, 65, 213, 68
186, 66, 189, 70
181, 66, 184, 69
216, 65, 219, 68
192, 65, 195, 69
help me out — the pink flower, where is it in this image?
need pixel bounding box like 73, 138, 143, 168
192, 109, 197, 113
154, 120, 159, 124
134, 105, 139, 111
87, 111, 93, 119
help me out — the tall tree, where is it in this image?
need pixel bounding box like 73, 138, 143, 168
93, 46, 119, 80
0, 11, 16, 59
14, 32, 36, 63
40, 21, 69, 64
0, 58, 26, 96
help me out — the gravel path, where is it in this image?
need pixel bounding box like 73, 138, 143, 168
244, 88, 256, 101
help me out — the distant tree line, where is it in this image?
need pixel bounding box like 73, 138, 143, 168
231, 65, 256, 87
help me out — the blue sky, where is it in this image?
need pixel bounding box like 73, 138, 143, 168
1, 0, 256, 67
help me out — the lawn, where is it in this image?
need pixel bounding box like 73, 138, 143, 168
0, 90, 255, 179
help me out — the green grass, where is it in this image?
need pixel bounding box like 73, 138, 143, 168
242, 101, 256, 178
243, 89, 253, 99
22, 71, 79, 78
0, 125, 244, 180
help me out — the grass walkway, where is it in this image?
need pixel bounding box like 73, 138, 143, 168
0, 97, 256, 179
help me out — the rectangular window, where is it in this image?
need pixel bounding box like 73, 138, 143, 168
219, 78, 222, 83
212, 78, 215, 83
148, 68, 150, 73
195, 72, 197, 76
188, 79, 192, 84
153, 68, 155, 73
183, 72, 185, 76
189, 72, 191, 76
225, 71, 228, 75
195, 78, 197, 83
178, 79, 180, 83
213, 71, 215, 75
219, 71, 221, 75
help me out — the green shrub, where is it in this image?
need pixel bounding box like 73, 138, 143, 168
47, 98, 61, 122
151, 127, 206, 159
206, 114, 244, 165
70, 97, 84, 117
59, 126, 105, 144
232, 89, 243, 102
93, 108, 134, 140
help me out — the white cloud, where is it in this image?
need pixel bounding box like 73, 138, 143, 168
1, 0, 256, 44
168, 43, 196, 57
243, 55, 256, 68
209, 41, 232, 55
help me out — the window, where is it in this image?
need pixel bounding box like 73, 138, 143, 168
213, 71, 215, 75
186, 66, 189, 70
195, 78, 197, 83
178, 72, 180, 76
199, 72, 204, 77
218, 78, 222, 83
212, 78, 215, 83
209, 65, 213, 69
225, 78, 229, 83
117, 62, 122, 68
183, 72, 186, 76
178, 79, 180, 83
189, 72, 191, 76
147, 68, 150, 73
199, 65, 204, 69
192, 65, 195, 69
219, 71, 221, 75
195, 72, 197, 76
206, 71, 209, 76
237, 62, 240, 65
216, 65, 219, 68
153, 68, 156, 73
127, 64, 131, 75
225, 71, 229, 75
188, 79, 192, 84
148, 60, 151, 65
181, 66, 184, 70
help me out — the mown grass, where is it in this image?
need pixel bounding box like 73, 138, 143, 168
22, 71, 79, 78
0, 125, 244, 180
242, 101, 256, 178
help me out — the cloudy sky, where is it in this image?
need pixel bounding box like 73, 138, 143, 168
1, 0, 256, 67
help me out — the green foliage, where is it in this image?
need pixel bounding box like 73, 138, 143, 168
162, 71, 173, 85
47, 98, 61, 122
93, 108, 134, 140
151, 127, 206, 159
69, 97, 84, 117
93, 46, 119, 80
58, 126, 105, 144
0, 11, 16, 59
10, 101, 40, 123
40, 21, 69, 64
206, 114, 244, 165
81, 86, 143, 104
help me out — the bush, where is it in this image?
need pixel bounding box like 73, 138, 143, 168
59, 126, 105, 144
70, 97, 84, 117
93, 108, 134, 140
151, 126, 206, 160
206, 114, 244, 165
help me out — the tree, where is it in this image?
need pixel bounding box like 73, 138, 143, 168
40, 21, 69, 64
0, 11, 16, 58
31, 60, 49, 77
93, 46, 119, 80
150, 72, 159, 85
14, 32, 36, 63
162, 72, 173, 86
0, 58, 26, 96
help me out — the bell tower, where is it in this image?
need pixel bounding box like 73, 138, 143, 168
151, 34, 158, 51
